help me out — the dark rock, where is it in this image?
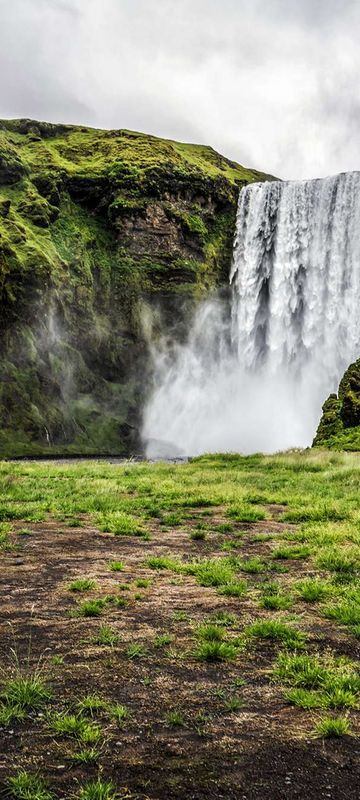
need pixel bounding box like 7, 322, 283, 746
33, 174, 62, 207
339, 359, 360, 428
0, 144, 26, 184
313, 393, 342, 445
0, 199, 11, 217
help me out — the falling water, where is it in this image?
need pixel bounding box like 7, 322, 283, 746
143, 172, 360, 457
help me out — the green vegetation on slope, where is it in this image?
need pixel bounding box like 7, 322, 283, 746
0, 118, 274, 456
314, 359, 360, 450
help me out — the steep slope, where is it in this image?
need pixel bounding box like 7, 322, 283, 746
313, 359, 360, 450
0, 118, 274, 456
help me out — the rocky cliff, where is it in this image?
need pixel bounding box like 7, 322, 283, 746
0, 118, 273, 456
313, 359, 360, 450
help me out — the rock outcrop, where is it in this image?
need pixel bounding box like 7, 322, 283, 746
0, 118, 273, 456
313, 359, 360, 450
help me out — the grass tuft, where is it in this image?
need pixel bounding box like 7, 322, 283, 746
314, 715, 351, 738
78, 779, 118, 800
109, 561, 125, 572
97, 511, 147, 538
49, 712, 102, 744
71, 748, 99, 764
190, 529, 207, 540
109, 703, 129, 724
6, 771, 52, 800
224, 696, 244, 712
68, 578, 96, 592
218, 580, 247, 597
126, 644, 147, 659
295, 578, 332, 603
166, 709, 185, 726
195, 640, 238, 662
317, 549, 358, 574
196, 623, 225, 642
73, 599, 106, 617
227, 505, 266, 523
246, 620, 305, 649
239, 557, 266, 574
1, 674, 52, 712
77, 694, 108, 716
94, 624, 119, 646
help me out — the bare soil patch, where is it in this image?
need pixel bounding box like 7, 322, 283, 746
1, 508, 360, 799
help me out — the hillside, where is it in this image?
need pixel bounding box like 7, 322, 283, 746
0, 119, 274, 456
313, 359, 360, 450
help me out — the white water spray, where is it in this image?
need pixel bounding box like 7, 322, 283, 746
143, 172, 360, 456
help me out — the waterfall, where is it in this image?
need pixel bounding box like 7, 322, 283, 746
142, 172, 360, 457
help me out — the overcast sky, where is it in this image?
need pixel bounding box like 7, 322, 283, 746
0, 0, 359, 179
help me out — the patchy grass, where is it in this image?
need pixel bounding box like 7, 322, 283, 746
271, 545, 312, 560
323, 596, 360, 631
239, 557, 267, 574
316, 549, 359, 574
227, 505, 266, 523
97, 511, 148, 538
109, 703, 129, 724
2, 450, 360, 797
146, 555, 182, 571
274, 651, 360, 709
295, 577, 333, 603
225, 695, 244, 712
126, 644, 147, 659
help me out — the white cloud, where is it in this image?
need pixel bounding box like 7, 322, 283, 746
0, 0, 359, 178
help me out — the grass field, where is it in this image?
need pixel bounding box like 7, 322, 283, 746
1, 450, 360, 799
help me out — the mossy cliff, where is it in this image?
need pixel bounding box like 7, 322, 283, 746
313, 359, 360, 450
0, 118, 273, 456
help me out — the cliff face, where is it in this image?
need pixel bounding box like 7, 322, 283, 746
313, 359, 360, 450
0, 118, 273, 455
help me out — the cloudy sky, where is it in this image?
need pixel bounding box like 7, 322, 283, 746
0, 0, 359, 179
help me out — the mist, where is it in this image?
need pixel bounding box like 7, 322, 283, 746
142, 299, 327, 457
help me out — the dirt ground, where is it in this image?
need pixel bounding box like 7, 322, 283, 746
1, 508, 360, 800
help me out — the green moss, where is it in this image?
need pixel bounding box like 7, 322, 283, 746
314, 360, 360, 450
0, 118, 274, 456
0, 131, 27, 184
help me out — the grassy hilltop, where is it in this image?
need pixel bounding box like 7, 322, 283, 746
0, 119, 273, 457
1, 450, 360, 797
